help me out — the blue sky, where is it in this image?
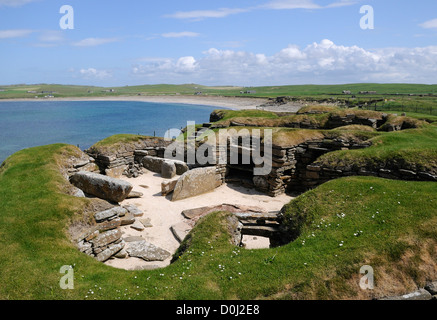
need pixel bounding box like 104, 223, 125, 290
1, 0, 437, 86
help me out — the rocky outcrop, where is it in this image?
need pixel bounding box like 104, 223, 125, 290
69, 171, 133, 203
172, 167, 217, 201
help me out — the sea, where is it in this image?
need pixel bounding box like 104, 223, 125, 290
0, 100, 219, 164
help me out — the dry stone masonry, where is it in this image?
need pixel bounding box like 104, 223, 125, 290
86, 137, 173, 179
75, 203, 170, 263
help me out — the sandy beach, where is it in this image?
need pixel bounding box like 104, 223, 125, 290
104, 170, 293, 270
0, 95, 305, 112
0, 95, 266, 110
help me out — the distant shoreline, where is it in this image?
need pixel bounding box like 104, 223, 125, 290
0, 95, 270, 110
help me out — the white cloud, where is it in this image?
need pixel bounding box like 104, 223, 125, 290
72, 37, 119, 47
175, 56, 197, 72
38, 30, 64, 42
0, 29, 33, 39
325, 0, 357, 8
420, 18, 437, 29
0, 0, 38, 7
166, 1, 356, 20
161, 31, 200, 38
165, 7, 250, 20
79, 68, 112, 80
263, 0, 321, 10
131, 40, 437, 85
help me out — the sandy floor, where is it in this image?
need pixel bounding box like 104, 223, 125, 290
104, 170, 293, 270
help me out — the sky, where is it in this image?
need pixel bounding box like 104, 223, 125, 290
1, 0, 437, 87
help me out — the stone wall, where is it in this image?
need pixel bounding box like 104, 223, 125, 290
86, 138, 172, 178
86, 137, 226, 198
249, 137, 372, 196
302, 159, 437, 188
75, 204, 171, 263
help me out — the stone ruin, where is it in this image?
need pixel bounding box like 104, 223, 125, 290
64, 108, 437, 265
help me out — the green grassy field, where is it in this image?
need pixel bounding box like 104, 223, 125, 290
2, 83, 437, 116
1, 83, 437, 98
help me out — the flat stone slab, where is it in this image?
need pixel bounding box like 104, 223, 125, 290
125, 240, 171, 261
70, 171, 133, 203
380, 288, 432, 300
94, 207, 127, 222
96, 241, 125, 262
161, 178, 178, 196
170, 221, 192, 243
96, 218, 121, 232
172, 167, 217, 201
123, 236, 144, 242
130, 220, 145, 231
126, 190, 144, 199
181, 203, 268, 221
123, 204, 143, 217
139, 217, 153, 228
120, 213, 135, 226
91, 229, 122, 248
142, 156, 189, 176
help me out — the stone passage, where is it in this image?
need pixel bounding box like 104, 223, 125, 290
170, 204, 290, 248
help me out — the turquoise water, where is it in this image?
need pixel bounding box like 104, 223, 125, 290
0, 100, 218, 163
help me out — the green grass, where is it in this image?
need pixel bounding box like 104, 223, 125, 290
211, 106, 429, 135
87, 134, 163, 155
211, 109, 280, 121
382, 111, 437, 123
316, 126, 437, 170
1, 139, 437, 299
2, 83, 437, 98
3, 83, 437, 117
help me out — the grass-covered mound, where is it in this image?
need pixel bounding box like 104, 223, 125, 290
87, 134, 164, 155
315, 126, 437, 174
210, 106, 428, 131
0, 141, 436, 300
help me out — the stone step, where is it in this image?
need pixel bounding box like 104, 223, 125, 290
234, 212, 279, 222
241, 225, 281, 237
